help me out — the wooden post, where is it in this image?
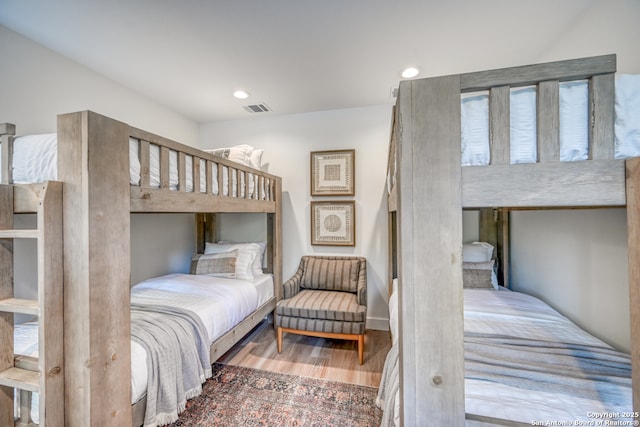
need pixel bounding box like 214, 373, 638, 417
0, 185, 14, 427
397, 76, 465, 426
268, 176, 283, 309
625, 157, 640, 414
0, 123, 16, 185
57, 111, 132, 426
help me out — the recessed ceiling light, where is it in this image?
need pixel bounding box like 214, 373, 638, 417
401, 67, 421, 79
233, 90, 250, 99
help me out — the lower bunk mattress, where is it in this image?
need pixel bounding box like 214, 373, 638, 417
14, 272, 274, 425
377, 286, 633, 426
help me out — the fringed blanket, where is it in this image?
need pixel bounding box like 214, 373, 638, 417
131, 303, 212, 427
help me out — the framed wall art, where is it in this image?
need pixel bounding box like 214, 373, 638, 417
310, 201, 356, 246
310, 149, 355, 196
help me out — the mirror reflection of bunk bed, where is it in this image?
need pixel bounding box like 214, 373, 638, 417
0, 111, 282, 427
381, 55, 638, 426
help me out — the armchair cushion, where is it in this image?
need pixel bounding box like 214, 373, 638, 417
276, 290, 366, 323
300, 257, 361, 293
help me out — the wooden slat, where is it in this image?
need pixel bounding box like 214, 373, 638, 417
537, 80, 560, 162
489, 86, 510, 165
625, 157, 640, 414
0, 229, 40, 239
0, 367, 39, 392
0, 184, 13, 427
14, 355, 38, 372
0, 298, 39, 315
460, 54, 616, 92
397, 76, 465, 426
178, 152, 186, 192
462, 160, 626, 208
590, 73, 615, 160
193, 157, 201, 194
206, 161, 213, 194
217, 163, 224, 196
159, 146, 170, 189
139, 139, 151, 188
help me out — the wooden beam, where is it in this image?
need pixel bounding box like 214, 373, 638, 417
57, 111, 132, 426
397, 76, 465, 426
625, 157, 640, 414
462, 160, 626, 208
0, 184, 14, 427
460, 54, 616, 92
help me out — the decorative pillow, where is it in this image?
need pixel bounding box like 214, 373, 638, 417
462, 241, 494, 262
190, 250, 238, 277
204, 242, 260, 281
462, 260, 494, 289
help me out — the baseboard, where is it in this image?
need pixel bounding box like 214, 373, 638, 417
366, 316, 389, 331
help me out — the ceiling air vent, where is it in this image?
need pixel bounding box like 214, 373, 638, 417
243, 103, 271, 113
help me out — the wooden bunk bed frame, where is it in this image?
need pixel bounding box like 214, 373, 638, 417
0, 111, 283, 427
387, 54, 638, 426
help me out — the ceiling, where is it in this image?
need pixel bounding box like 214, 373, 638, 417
0, 0, 602, 123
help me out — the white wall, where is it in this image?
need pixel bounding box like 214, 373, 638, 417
199, 105, 394, 330
510, 209, 631, 352
1, 25, 200, 289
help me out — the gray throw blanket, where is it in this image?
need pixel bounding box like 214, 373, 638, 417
131, 303, 212, 427
465, 332, 632, 404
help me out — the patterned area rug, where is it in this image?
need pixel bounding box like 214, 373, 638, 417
169, 363, 382, 426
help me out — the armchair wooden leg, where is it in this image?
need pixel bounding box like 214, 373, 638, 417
277, 326, 283, 353
358, 334, 365, 365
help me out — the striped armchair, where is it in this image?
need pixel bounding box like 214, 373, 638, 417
276, 256, 367, 364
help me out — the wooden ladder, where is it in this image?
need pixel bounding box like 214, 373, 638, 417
0, 182, 63, 426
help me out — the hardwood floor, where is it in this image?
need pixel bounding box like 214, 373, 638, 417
218, 320, 391, 388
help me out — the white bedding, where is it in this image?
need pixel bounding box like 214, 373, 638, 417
1, 135, 268, 199
378, 286, 633, 426
461, 75, 640, 165
14, 272, 274, 424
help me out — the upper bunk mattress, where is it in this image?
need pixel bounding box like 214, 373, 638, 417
1, 135, 266, 198
461, 74, 640, 165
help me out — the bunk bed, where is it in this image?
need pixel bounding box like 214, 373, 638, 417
383, 54, 639, 426
0, 111, 283, 427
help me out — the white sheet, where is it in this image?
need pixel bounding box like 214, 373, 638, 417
14, 273, 273, 422
464, 289, 632, 424
379, 287, 632, 426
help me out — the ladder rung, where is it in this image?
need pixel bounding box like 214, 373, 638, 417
0, 229, 40, 239
0, 298, 39, 315
0, 367, 39, 392
14, 355, 39, 372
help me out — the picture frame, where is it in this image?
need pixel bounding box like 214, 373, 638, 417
310, 201, 356, 246
310, 149, 355, 196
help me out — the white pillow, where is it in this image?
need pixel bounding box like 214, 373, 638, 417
249, 149, 264, 170
462, 241, 494, 262
217, 240, 266, 275
204, 242, 260, 281
206, 145, 264, 170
